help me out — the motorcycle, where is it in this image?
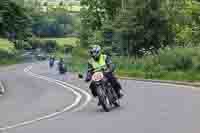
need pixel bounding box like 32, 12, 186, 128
91, 71, 120, 112
58, 63, 66, 74
49, 59, 54, 68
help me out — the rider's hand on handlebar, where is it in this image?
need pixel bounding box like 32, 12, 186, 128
85, 79, 90, 83
85, 76, 91, 82
104, 68, 111, 74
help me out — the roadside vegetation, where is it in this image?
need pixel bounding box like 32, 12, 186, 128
46, 4, 81, 13
2, 0, 200, 82
68, 46, 200, 82
0, 0, 80, 65
41, 37, 79, 47
115, 47, 200, 81
0, 39, 14, 51
67, 0, 200, 82
0, 39, 22, 65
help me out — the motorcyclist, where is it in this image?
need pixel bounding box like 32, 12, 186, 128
49, 55, 55, 67
58, 58, 65, 74
85, 45, 123, 102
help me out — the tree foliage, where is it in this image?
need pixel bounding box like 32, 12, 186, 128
113, 0, 175, 56
80, 0, 200, 56
0, 0, 32, 40
81, 0, 120, 30
81, 0, 175, 56
30, 4, 77, 38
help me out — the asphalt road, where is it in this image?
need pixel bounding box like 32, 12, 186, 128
0, 62, 200, 133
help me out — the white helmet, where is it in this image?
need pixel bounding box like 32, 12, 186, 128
89, 45, 101, 59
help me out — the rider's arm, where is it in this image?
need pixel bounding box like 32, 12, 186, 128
85, 63, 93, 82
105, 55, 115, 73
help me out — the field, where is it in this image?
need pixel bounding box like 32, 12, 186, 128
0, 38, 14, 51
67, 5, 81, 12
0, 38, 22, 66
41, 37, 80, 47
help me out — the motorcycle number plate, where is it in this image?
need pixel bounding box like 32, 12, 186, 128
92, 72, 104, 82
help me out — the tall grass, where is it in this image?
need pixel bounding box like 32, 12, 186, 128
0, 38, 22, 66
67, 46, 200, 81
115, 47, 200, 81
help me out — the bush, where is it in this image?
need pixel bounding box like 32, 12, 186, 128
0, 49, 17, 59
112, 46, 200, 81
28, 38, 59, 52
14, 40, 31, 50
72, 46, 88, 58
43, 40, 58, 53
157, 47, 194, 71
28, 38, 43, 49
88, 31, 104, 47
175, 55, 193, 70
0, 49, 22, 66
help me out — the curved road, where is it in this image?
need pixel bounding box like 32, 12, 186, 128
0, 62, 200, 133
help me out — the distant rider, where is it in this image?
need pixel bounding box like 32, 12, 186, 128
49, 55, 55, 68
58, 58, 66, 74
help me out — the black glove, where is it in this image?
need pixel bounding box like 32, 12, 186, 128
85, 71, 92, 82
85, 78, 91, 82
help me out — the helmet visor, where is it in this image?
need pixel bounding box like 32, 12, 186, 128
90, 49, 100, 58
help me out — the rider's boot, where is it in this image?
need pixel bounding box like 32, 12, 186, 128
116, 90, 124, 99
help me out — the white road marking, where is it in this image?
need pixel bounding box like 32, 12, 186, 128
0, 81, 5, 95
29, 61, 92, 112
0, 63, 198, 131
133, 80, 200, 91
55, 80, 92, 112
0, 65, 82, 131
120, 78, 200, 91
27, 65, 92, 112
156, 83, 200, 91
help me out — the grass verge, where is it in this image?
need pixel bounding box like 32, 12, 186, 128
0, 38, 15, 51
0, 38, 23, 66
41, 37, 79, 47
65, 46, 200, 82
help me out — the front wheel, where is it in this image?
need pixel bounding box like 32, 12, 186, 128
97, 87, 110, 112
100, 96, 110, 112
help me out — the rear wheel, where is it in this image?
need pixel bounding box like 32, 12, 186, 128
109, 87, 120, 107
113, 100, 120, 107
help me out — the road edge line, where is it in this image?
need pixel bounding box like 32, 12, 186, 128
118, 76, 200, 91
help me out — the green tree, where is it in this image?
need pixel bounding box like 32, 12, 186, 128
0, 0, 32, 40
113, 0, 175, 56
80, 0, 121, 47
81, 0, 121, 30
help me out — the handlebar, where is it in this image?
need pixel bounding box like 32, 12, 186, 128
88, 65, 107, 73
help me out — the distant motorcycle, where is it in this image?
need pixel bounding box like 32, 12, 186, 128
49, 59, 55, 68
58, 62, 66, 74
